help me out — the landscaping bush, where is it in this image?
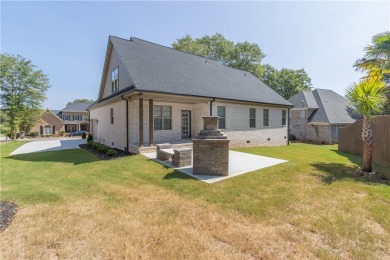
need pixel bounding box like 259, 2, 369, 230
28, 132, 39, 138
87, 134, 93, 143
106, 149, 118, 157
59, 131, 65, 136
81, 132, 87, 139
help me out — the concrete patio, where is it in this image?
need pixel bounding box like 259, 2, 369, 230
143, 150, 287, 184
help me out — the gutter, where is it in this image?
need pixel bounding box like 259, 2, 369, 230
210, 98, 216, 116
121, 95, 129, 152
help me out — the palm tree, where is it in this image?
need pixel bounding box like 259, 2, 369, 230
347, 80, 387, 174
354, 31, 390, 114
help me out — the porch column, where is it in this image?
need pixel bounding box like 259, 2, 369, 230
139, 98, 144, 147
149, 99, 154, 146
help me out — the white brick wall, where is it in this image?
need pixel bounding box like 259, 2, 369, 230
91, 97, 289, 151
212, 102, 288, 147
90, 100, 128, 150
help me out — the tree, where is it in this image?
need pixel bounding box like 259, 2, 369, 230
0, 54, 50, 139
354, 31, 390, 114
346, 79, 388, 174
67, 98, 94, 105
260, 64, 312, 99
172, 33, 312, 97
172, 33, 265, 78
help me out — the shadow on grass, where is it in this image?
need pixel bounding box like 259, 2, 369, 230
6, 149, 99, 165
312, 161, 390, 186
163, 169, 195, 180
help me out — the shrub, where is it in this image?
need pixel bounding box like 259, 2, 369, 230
59, 131, 65, 136
81, 132, 87, 139
28, 132, 39, 138
87, 134, 93, 143
106, 149, 118, 157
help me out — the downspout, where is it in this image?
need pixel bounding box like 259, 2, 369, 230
86, 108, 91, 134
210, 98, 216, 116
287, 107, 291, 146
121, 95, 129, 152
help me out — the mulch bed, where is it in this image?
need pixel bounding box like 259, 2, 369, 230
79, 143, 133, 160
0, 201, 18, 232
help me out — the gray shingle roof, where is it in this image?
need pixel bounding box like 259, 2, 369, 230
61, 102, 91, 112
108, 36, 291, 106
289, 89, 357, 124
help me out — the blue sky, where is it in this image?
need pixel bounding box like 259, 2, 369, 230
2, 1, 389, 109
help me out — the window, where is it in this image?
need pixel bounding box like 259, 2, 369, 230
43, 125, 52, 135
217, 106, 226, 129
282, 110, 287, 126
110, 108, 114, 124
249, 108, 256, 128
64, 114, 69, 120
331, 125, 339, 138
111, 67, 119, 92
154, 106, 171, 130
263, 109, 269, 127
300, 110, 305, 119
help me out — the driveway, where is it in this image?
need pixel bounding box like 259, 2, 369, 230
10, 139, 87, 156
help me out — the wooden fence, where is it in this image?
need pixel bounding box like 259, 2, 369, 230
338, 115, 390, 167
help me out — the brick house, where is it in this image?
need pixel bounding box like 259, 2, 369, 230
30, 109, 65, 136
57, 103, 90, 133
88, 36, 292, 154
288, 89, 357, 143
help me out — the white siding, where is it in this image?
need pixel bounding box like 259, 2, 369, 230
102, 49, 134, 99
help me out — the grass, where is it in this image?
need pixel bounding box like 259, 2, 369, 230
1, 141, 389, 259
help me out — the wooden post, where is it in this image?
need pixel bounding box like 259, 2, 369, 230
149, 99, 154, 146
139, 98, 144, 147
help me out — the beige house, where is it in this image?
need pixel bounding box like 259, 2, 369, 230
89, 36, 292, 154
288, 89, 357, 143
30, 109, 65, 136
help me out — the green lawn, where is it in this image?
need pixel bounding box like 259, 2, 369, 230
1, 141, 389, 258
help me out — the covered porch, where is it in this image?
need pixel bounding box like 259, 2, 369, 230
127, 92, 211, 154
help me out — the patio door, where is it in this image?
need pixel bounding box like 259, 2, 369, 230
181, 110, 191, 139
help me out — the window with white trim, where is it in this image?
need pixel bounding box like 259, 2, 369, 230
282, 110, 287, 126
154, 106, 172, 130
217, 106, 226, 129
263, 109, 269, 127
249, 108, 256, 128
111, 67, 119, 92
43, 125, 52, 135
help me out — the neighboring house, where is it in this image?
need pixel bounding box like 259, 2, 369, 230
57, 103, 91, 132
288, 89, 357, 143
30, 109, 65, 136
88, 36, 292, 154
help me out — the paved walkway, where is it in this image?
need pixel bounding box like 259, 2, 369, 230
10, 139, 87, 156
143, 150, 287, 184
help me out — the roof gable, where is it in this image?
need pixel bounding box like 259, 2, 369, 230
290, 89, 357, 124
101, 36, 291, 106
61, 102, 92, 112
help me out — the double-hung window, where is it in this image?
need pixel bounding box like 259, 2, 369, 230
111, 67, 119, 92
263, 109, 269, 127
217, 106, 226, 129
249, 108, 256, 128
282, 110, 287, 126
154, 106, 172, 130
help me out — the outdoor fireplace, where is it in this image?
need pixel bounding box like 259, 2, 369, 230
192, 116, 229, 176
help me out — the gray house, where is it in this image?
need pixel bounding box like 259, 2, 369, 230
288, 89, 357, 143
89, 36, 292, 153
57, 102, 91, 132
